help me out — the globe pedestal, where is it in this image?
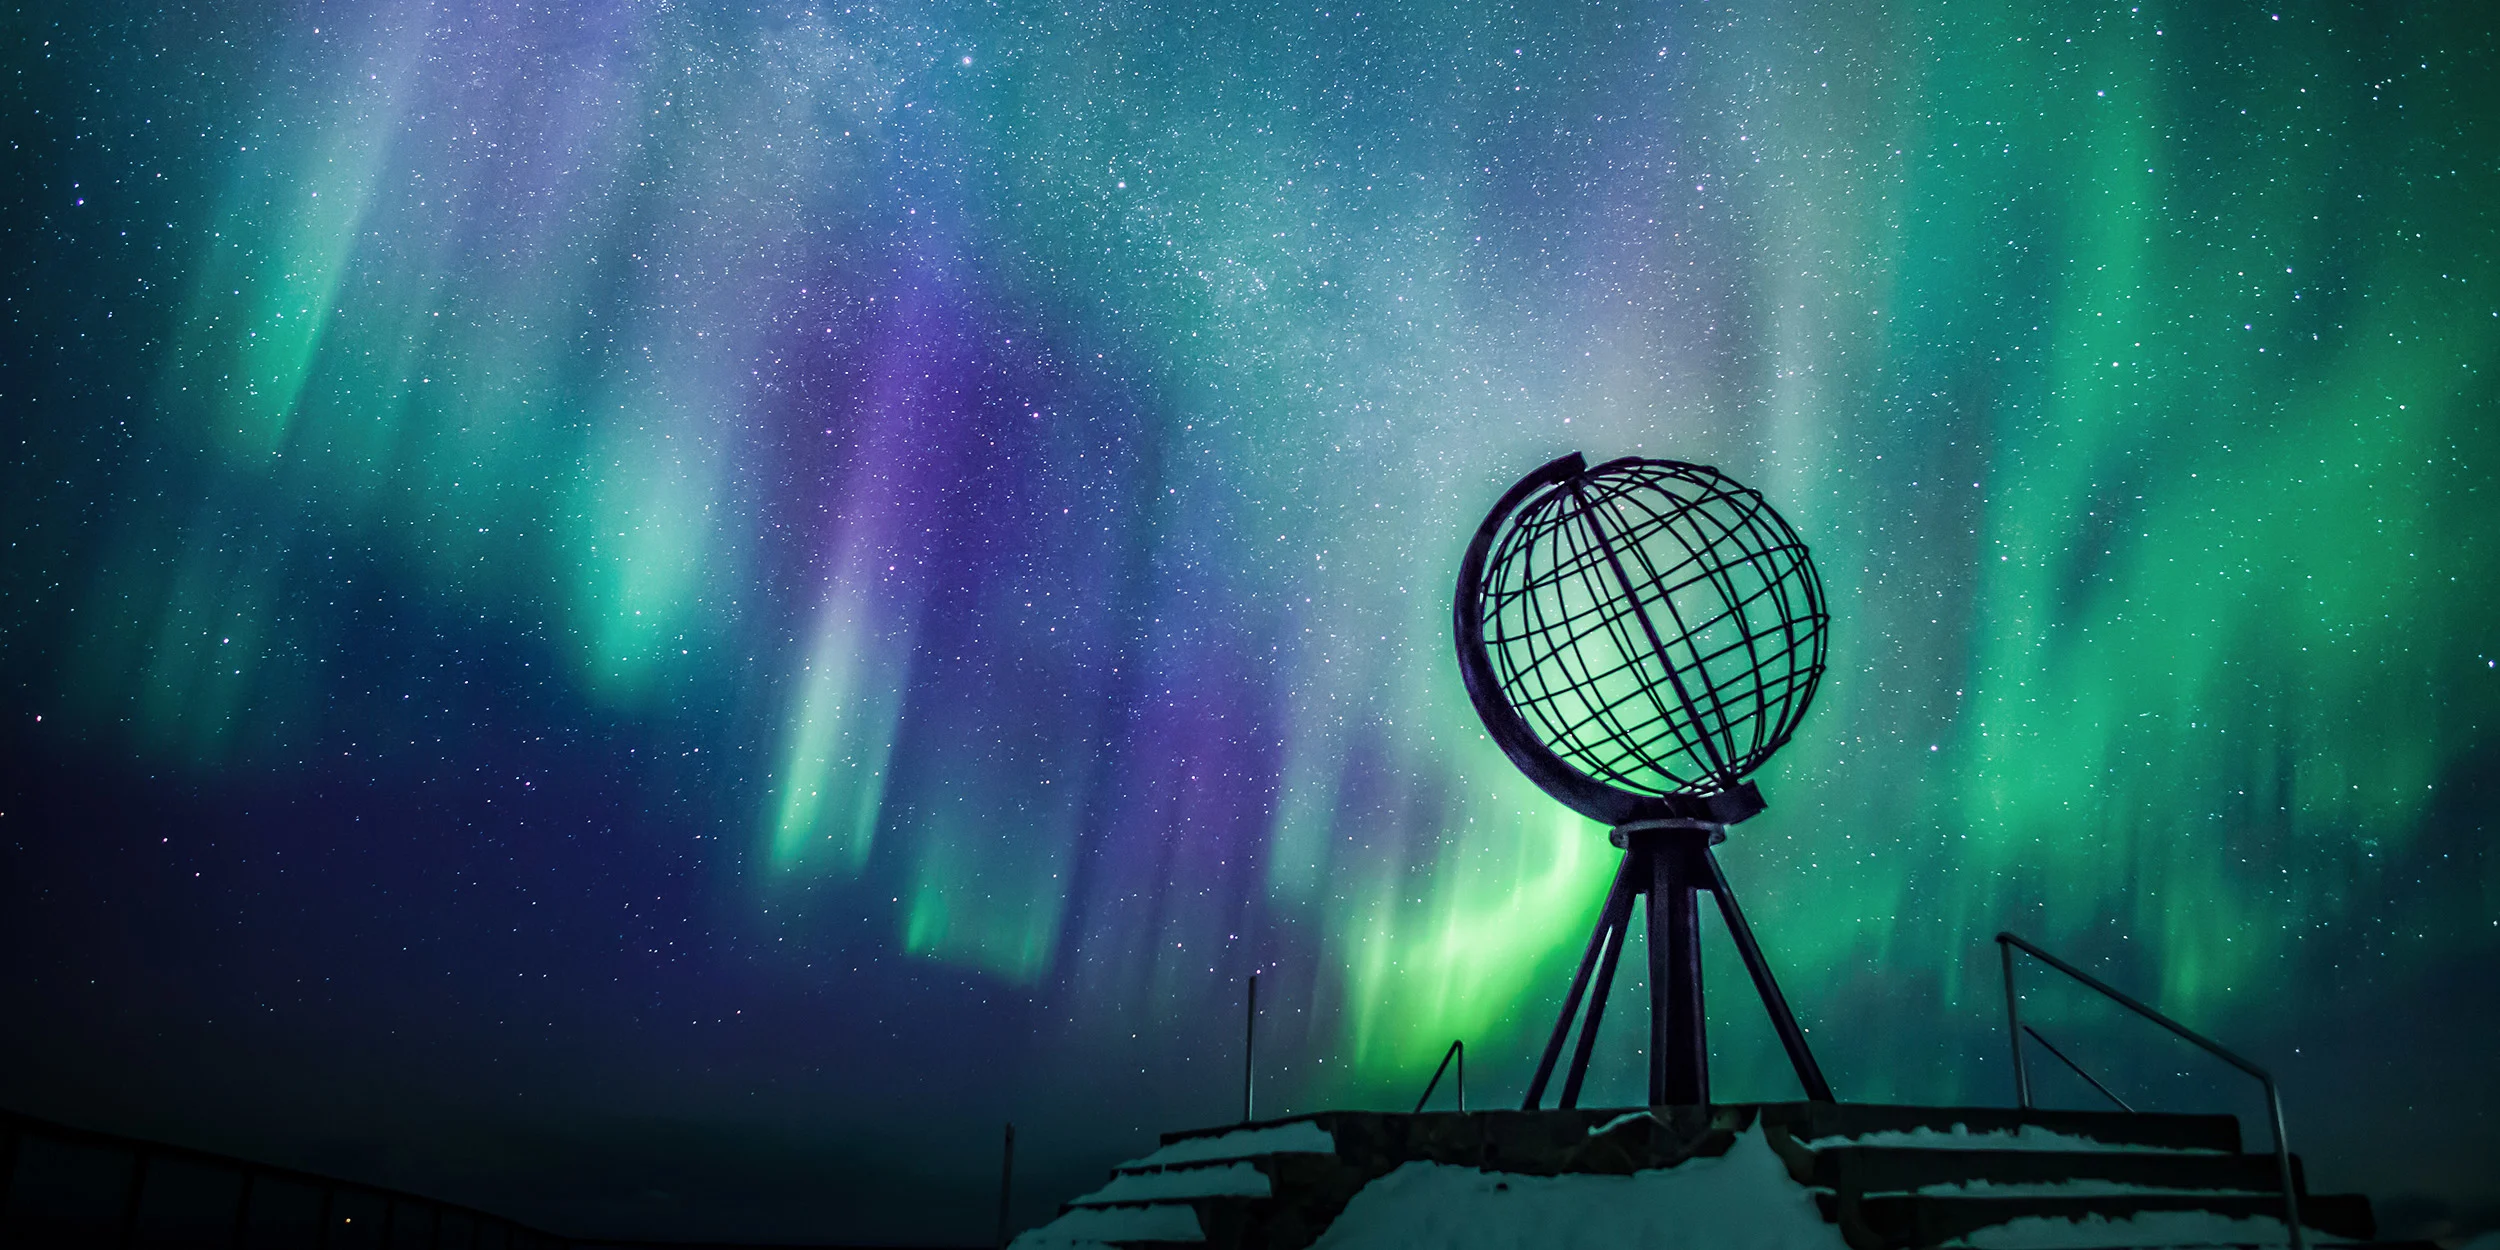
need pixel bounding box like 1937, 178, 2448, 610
1522, 815, 1833, 1109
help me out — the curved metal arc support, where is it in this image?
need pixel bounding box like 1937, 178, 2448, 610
1454, 453, 1771, 826
1455, 452, 1646, 826
1996, 932, 2303, 1250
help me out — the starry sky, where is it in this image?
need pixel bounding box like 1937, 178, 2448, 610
2, 0, 2494, 1243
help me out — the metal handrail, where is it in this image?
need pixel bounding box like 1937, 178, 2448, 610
1414, 1040, 1466, 1113
1996, 932, 2302, 1250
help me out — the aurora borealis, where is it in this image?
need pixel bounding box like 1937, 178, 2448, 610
2, 0, 2495, 1241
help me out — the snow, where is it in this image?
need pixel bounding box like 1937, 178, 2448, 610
1072, 1160, 1272, 1205
1948, 1210, 2352, 1248
1124, 1120, 1338, 1169
1009, 1201, 1204, 1248
1803, 1124, 2224, 1153
1913, 1179, 2271, 1197
1590, 1110, 1662, 1136
1307, 1125, 1851, 1250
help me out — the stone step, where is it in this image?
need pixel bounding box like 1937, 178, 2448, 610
1805, 1146, 2310, 1196
1765, 1103, 2245, 1154
2033, 1244, 2437, 1250
1817, 1190, 2379, 1250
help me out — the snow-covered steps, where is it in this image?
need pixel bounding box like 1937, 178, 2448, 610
1794, 1146, 2303, 1195
1756, 1105, 2406, 1250
1010, 1106, 1768, 1249
1769, 1103, 2246, 1155
1012, 1104, 2431, 1250
1011, 1119, 1355, 1250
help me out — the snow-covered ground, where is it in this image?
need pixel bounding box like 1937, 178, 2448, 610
1802, 1124, 2226, 1153
1014, 1112, 2396, 1250
1949, 1210, 2350, 1248
1308, 1125, 1847, 1250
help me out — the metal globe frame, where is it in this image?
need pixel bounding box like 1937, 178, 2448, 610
1454, 451, 1834, 1109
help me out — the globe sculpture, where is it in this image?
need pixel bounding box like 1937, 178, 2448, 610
1454, 452, 1835, 1109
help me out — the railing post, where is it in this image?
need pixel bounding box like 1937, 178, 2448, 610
229, 1170, 256, 1250
0, 1120, 21, 1250
995, 1122, 1015, 1250
1997, 933, 2304, 1250
1242, 973, 1258, 1123
2265, 1077, 2306, 1250
115, 1151, 151, 1250
1999, 935, 2030, 1110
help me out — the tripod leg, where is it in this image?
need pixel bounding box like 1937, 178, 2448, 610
1523, 853, 1638, 1109
1559, 867, 1637, 1109
1653, 841, 1708, 1105
1702, 847, 1833, 1102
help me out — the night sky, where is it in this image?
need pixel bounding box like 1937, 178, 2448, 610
3, 0, 2495, 1244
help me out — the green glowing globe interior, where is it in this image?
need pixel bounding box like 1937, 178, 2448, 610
1477, 458, 1828, 798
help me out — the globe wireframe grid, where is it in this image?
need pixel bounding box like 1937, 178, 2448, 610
1476, 459, 1827, 799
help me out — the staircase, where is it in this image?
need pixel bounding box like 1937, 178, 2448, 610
1756, 1103, 2409, 1250
1013, 1119, 1359, 1249
1011, 1104, 2421, 1250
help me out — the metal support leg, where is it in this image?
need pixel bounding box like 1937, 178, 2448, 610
1525, 855, 1638, 1109
1559, 877, 1634, 1109
1702, 847, 1834, 1101
1655, 843, 1707, 1105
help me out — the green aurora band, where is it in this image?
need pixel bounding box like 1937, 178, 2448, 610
3, 0, 2495, 1233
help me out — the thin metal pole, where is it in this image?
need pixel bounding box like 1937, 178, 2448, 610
1700, 846, 1833, 1101
2021, 1025, 2134, 1112
1524, 854, 1636, 1109
116, 1151, 151, 1250
0, 1122, 21, 1250
229, 1170, 257, 1250
2264, 1079, 2307, 1250
995, 1123, 1015, 1250
1415, 1040, 1466, 1113
314, 1186, 336, 1250
2001, 937, 2030, 1110
1242, 972, 1258, 1123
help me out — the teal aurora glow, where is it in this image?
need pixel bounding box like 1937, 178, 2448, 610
2, 0, 2493, 1241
